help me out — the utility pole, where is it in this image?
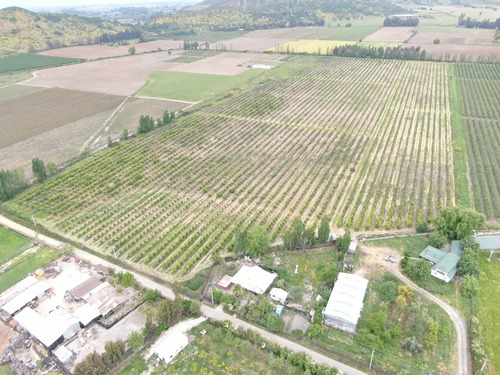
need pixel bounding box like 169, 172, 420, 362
31, 215, 36, 227
369, 349, 375, 370
480, 358, 489, 373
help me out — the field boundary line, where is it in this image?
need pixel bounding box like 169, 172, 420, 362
80, 96, 131, 153
134, 95, 197, 105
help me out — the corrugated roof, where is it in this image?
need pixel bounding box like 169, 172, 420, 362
230, 266, 277, 295
324, 273, 368, 326
476, 235, 500, 250
68, 276, 101, 300
450, 241, 463, 256
72, 303, 101, 326
0, 276, 38, 307
153, 331, 188, 364
82, 282, 127, 315
432, 253, 461, 275
419, 246, 447, 264
1, 280, 50, 315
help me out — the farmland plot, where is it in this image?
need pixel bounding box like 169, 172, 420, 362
454, 64, 500, 218
4, 56, 454, 278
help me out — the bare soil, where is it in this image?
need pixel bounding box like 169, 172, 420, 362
363, 27, 416, 43
409, 43, 500, 58
0, 322, 16, 354
409, 28, 495, 45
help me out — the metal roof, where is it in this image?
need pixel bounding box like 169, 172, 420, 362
72, 303, 101, 326
324, 273, 368, 326
419, 246, 447, 264
432, 253, 461, 276
0, 276, 38, 307
476, 235, 500, 250
68, 276, 102, 300
1, 280, 50, 315
450, 241, 463, 256
82, 282, 127, 315
153, 331, 188, 364
230, 265, 277, 295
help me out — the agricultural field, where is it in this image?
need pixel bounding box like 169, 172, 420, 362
0, 226, 32, 265
3, 56, 455, 279
322, 26, 379, 41
270, 40, 356, 54
453, 64, 500, 218
137, 69, 263, 102
169, 50, 221, 64
478, 252, 500, 375
0, 54, 82, 74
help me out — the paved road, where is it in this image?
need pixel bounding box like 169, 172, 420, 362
360, 246, 469, 375
0, 214, 364, 375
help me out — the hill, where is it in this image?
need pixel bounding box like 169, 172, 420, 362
150, 0, 403, 33
0, 7, 129, 56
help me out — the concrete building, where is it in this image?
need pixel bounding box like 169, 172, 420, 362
153, 331, 189, 364
230, 265, 277, 295
420, 241, 463, 283
269, 288, 288, 304
348, 241, 357, 254
323, 273, 368, 334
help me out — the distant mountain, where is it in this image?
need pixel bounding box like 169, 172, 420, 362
151, 0, 403, 32
0, 7, 129, 55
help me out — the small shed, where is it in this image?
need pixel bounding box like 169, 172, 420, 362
217, 275, 232, 290
348, 241, 358, 254
54, 346, 73, 364
269, 288, 288, 304
275, 305, 284, 317
153, 331, 189, 364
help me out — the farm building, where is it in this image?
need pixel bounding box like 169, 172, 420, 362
53, 346, 73, 364
71, 303, 101, 327
14, 307, 81, 350
348, 241, 357, 254
81, 281, 128, 316
217, 275, 232, 290
0, 277, 51, 317
230, 265, 277, 295
269, 288, 288, 304
323, 272, 368, 334
153, 331, 189, 364
419, 241, 463, 283
67, 276, 102, 301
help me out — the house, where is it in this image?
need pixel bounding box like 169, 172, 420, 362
269, 288, 288, 304
348, 241, 357, 254
217, 275, 232, 290
153, 331, 189, 364
230, 266, 277, 295
323, 273, 368, 334
419, 241, 463, 283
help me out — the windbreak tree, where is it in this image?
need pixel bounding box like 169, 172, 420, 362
32, 158, 47, 183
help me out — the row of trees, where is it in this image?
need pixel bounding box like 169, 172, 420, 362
74, 340, 126, 375
233, 225, 270, 257
383, 16, 419, 27
282, 216, 331, 250
327, 45, 431, 61
458, 13, 500, 29
137, 110, 175, 135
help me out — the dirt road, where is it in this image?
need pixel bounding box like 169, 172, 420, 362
360, 245, 469, 375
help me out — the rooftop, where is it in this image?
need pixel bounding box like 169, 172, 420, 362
476, 235, 500, 250
1, 280, 51, 316
230, 265, 277, 295
82, 281, 128, 315
419, 246, 447, 264
68, 276, 102, 300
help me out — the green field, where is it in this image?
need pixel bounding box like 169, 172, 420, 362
478, 253, 500, 374
0, 226, 32, 264
0, 54, 82, 74
0, 247, 58, 292
0, 367, 14, 375
322, 27, 378, 41
137, 69, 263, 102
269, 39, 356, 54
168, 50, 221, 64
366, 235, 429, 257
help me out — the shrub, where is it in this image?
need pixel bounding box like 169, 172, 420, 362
429, 231, 447, 248
402, 336, 423, 354
416, 220, 429, 233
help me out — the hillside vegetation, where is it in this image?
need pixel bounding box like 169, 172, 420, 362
149, 0, 402, 34
0, 7, 127, 56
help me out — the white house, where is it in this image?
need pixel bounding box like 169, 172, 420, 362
269, 288, 288, 304
230, 265, 277, 295
153, 331, 189, 364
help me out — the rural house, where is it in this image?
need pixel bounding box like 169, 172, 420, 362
419, 241, 463, 283
230, 265, 277, 295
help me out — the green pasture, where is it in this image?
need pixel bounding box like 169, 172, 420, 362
0, 247, 58, 292
0, 226, 32, 265
323, 27, 378, 41
169, 50, 221, 64
365, 235, 429, 257
478, 252, 500, 374
0, 72, 31, 87
119, 356, 148, 375
0, 367, 14, 375
137, 69, 263, 102
0, 54, 82, 74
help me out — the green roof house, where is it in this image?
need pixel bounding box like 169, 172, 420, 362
419, 241, 463, 283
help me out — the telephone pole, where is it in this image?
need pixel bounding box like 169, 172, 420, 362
369, 349, 375, 370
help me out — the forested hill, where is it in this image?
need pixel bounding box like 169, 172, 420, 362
151, 0, 403, 32
0, 7, 128, 55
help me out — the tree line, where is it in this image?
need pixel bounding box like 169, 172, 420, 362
458, 13, 500, 29
383, 16, 419, 27
137, 110, 175, 135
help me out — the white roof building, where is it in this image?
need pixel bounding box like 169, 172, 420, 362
54, 346, 73, 364
72, 303, 101, 327
230, 265, 277, 295
323, 273, 368, 334
153, 331, 189, 364
269, 288, 288, 304
14, 307, 81, 350
0, 276, 38, 307
348, 241, 358, 254
1, 280, 50, 316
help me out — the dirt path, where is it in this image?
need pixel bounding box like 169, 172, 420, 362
359, 244, 469, 375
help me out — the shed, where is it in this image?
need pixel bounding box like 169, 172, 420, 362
1, 280, 50, 316
348, 241, 358, 254
68, 276, 102, 301
0, 276, 38, 307
230, 266, 277, 295
153, 331, 189, 364
476, 235, 500, 250
269, 288, 288, 304
450, 240, 463, 256
82, 282, 127, 316
217, 275, 232, 290
323, 273, 368, 334
275, 305, 284, 317
72, 303, 101, 327
54, 346, 73, 364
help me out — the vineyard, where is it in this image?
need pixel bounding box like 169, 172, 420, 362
455, 64, 500, 218
4, 56, 454, 278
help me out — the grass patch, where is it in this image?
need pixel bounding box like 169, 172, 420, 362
269, 39, 355, 54
0, 226, 32, 265
0, 72, 31, 87
322, 27, 378, 41
118, 355, 148, 375
0, 247, 58, 292
366, 235, 429, 257
0, 367, 14, 375
477, 252, 500, 374
169, 50, 221, 64
137, 69, 263, 102
449, 64, 472, 207
0, 54, 82, 74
